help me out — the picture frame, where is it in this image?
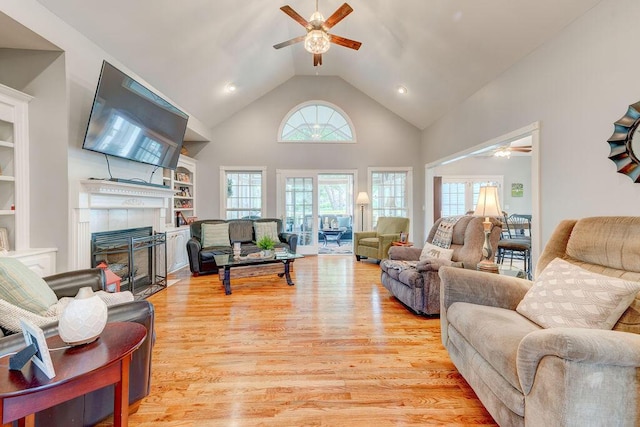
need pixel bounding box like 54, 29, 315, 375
186, 216, 198, 225
0, 227, 9, 251
399, 232, 408, 243
20, 318, 56, 379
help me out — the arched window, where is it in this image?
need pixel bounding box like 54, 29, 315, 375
278, 101, 356, 143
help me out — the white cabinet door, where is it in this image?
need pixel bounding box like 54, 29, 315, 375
166, 228, 190, 273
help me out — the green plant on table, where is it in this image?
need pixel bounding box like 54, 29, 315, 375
256, 235, 276, 251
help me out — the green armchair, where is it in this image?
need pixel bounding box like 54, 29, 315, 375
354, 216, 410, 262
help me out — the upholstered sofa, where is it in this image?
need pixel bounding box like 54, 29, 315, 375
380, 215, 501, 315
440, 216, 640, 426
0, 264, 154, 426
186, 218, 298, 276
354, 217, 410, 262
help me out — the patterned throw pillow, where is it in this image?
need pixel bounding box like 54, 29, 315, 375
431, 216, 461, 249
516, 258, 640, 329
419, 242, 454, 261
0, 258, 58, 315
254, 222, 279, 242
201, 223, 231, 247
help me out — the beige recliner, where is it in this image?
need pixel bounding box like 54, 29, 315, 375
354, 216, 410, 262
440, 216, 640, 426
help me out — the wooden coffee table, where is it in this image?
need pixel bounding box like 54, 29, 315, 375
0, 322, 146, 427
214, 252, 304, 295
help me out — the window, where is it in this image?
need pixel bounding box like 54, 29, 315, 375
220, 167, 266, 219
278, 101, 355, 143
370, 168, 413, 228
441, 176, 503, 217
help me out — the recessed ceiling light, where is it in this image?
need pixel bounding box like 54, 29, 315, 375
225, 83, 237, 93
397, 86, 407, 95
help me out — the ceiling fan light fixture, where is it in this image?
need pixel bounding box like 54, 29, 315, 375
304, 29, 331, 54
494, 147, 511, 158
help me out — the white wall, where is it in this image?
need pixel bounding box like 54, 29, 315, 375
422, 0, 640, 248
433, 156, 532, 215
1, 1, 212, 271
199, 76, 424, 239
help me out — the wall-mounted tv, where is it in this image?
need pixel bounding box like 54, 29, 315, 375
82, 61, 188, 170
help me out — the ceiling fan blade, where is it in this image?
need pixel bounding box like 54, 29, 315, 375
328, 34, 362, 50
313, 53, 323, 67
280, 5, 310, 28
324, 3, 353, 29
511, 146, 532, 152
273, 35, 306, 49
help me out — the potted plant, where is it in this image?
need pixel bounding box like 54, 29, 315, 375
256, 235, 276, 257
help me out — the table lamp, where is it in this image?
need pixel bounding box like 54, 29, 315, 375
473, 186, 502, 273
356, 192, 370, 231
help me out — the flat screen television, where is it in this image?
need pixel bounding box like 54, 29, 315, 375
82, 61, 188, 170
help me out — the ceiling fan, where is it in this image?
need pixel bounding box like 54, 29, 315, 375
273, 1, 362, 67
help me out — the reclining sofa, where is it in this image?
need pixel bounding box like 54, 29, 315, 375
440, 216, 640, 426
0, 266, 154, 426
380, 215, 501, 315
187, 218, 298, 276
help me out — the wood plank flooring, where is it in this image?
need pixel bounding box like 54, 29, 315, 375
107, 256, 497, 426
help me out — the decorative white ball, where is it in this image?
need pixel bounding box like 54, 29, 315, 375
59, 287, 108, 346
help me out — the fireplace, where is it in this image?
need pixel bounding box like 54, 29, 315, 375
91, 226, 167, 298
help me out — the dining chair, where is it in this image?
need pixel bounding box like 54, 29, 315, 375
496, 213, 532, 279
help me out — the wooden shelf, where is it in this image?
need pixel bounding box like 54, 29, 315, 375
0, 210, 15, 216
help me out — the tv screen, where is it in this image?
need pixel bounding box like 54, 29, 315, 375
82, 61, 188, 170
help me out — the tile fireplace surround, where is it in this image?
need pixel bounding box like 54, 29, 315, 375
73, 180, 174, 270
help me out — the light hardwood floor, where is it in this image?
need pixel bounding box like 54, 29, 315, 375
113, 256, 497, 426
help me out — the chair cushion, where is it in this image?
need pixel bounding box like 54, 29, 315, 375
419, 242, 454, 261
202, 223, 231, 247
516, 258, 640, 329
0, 258, 58, 315
254, 221, 279, 242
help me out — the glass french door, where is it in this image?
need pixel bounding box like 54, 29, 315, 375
278, 171, 318, 255
277, 170, 357, 255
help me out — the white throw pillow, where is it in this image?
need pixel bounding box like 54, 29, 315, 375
419, 242, 454, 261
254, 221, 279, 242
516, 258, 640, 330
201, 223, 231, 247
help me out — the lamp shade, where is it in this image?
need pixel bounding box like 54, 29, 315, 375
356, 192, 370, 205
474, 186, 502, 218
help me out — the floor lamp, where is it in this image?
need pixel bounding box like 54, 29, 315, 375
473, 186, 502, 274
356, 192, 370, 231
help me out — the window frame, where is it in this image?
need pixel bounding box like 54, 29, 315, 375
367, 167, 413, 231
277, 100, 356, 144
440, 175, 504, 217
219, 166, 267, 219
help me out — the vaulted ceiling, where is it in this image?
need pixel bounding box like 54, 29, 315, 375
32, 0, 601, 130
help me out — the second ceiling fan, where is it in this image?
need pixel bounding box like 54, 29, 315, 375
274, 1, 362, 66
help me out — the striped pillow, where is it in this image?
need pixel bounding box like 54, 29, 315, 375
201, 223, 231, 247
0, 258, 58, 315
254, 222, 279, 242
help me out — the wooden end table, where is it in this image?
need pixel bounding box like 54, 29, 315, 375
0, 322, 146, 427
392, 241, 414, 247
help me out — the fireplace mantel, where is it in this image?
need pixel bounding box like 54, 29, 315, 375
73, 180, 174, 270
79, 180, 175, 209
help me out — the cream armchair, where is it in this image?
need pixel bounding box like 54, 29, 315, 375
354, 217, 410, 262
440, 216, 640, 426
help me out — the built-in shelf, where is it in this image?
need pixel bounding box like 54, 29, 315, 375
164, 155, 196, 227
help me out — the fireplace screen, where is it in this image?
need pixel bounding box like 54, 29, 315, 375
91, 226, 167, 298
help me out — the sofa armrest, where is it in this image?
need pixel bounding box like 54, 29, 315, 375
517, 328, 640, 394
353, 231, 376, 244
186, 237, 202, 275
388, 246, 422, 261
279, 232, 298, 252
439, 266, 531, 312
439, 266, 531, 347
45, 268, 106, 298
